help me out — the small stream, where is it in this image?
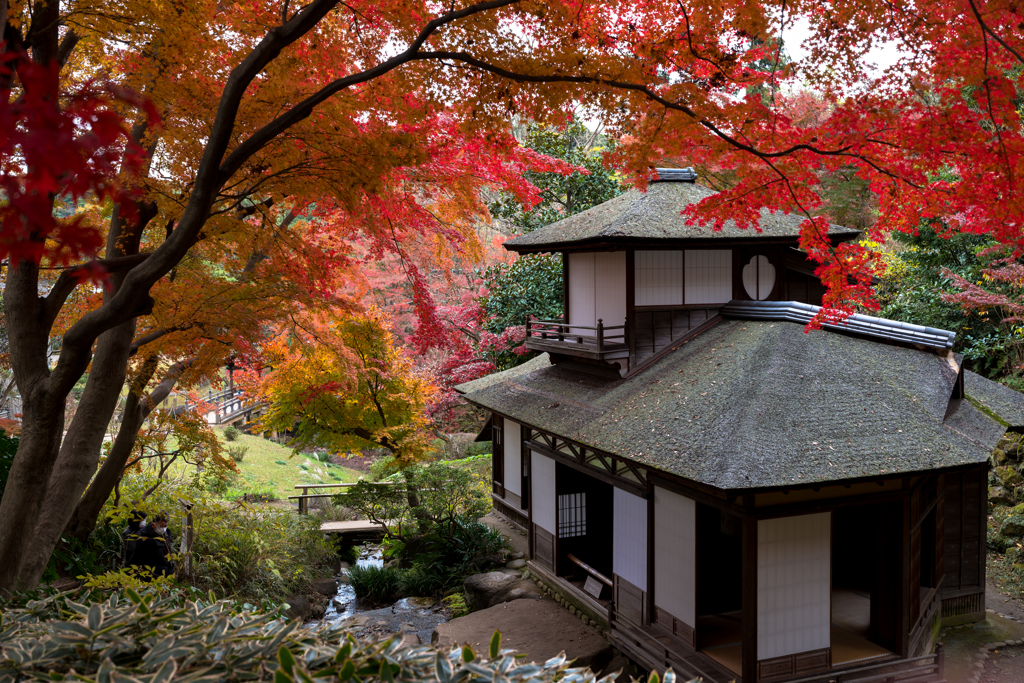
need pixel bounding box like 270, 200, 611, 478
320, 546, 450, 645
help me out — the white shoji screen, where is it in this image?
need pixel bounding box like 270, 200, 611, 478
531, 453, 556, 534
757, 512, 831, 660
635, 251, 683, 306
684, 250, 733, 304
654, 486, 696, 625
613, 488, 648, 591
504, 420, 521, 496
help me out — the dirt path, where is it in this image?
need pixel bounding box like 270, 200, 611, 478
939, 579, 1024, 683
988, 578, 1024, 621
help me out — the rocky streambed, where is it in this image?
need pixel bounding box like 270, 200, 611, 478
316, 547, 450, 645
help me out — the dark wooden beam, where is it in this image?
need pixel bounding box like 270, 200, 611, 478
742, 503, 758, 683
626, 249, 636, 369
562, 252, 569, 321
648, 472, 746, 516
526, 439, 648, 498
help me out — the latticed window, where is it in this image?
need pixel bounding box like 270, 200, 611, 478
558, 493, 587, 537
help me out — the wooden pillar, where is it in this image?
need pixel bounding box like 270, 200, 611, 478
900, 490, 912, 657
562, 252, 569, 321
626, 250, 636, 368
527, 445, 535, 560
742, 503, 758, 683
646, 477, 655, 624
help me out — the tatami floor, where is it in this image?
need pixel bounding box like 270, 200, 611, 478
698, 611, 743, 674
694, 590, 893, 676
830, 588, 894, 665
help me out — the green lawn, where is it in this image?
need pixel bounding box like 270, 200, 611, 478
219, 430, 366, 501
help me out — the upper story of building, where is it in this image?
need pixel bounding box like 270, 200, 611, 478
505, 168, 861, 377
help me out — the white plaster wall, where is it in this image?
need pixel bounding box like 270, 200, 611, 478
594, 252, 627, 330
654, 486, 696, 625
569, 253, 596, 329
685, 250, 733, 304
613, 488, 648, 591
505, 420, 522, 496
531, 452, 557, 533
636, 251, 684, 306
757, 512, 831, 660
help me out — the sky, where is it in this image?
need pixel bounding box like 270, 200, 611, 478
782, 15, 905, 77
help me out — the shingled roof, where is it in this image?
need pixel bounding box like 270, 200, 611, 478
965, 370, 1024, 430
504, 178, 861, 253
457, 318, 1002, 491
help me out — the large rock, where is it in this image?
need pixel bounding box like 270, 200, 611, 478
464, 571, 521, 611
432, 599, 614, 670
992, 486, 1016, 507
495, 580, 544, 604
313, 578, 339, 595
284, 595, 311, 621
1004, 512, 1024, 537
995, 466, 1023, 488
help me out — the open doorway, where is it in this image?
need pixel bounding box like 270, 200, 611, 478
555, 463, 614, 593
695, 504, 744, 675
832, 502, 901, 665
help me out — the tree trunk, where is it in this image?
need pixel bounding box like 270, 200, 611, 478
0, 259, 79, 592
13, 319, 136, 585
64, 377, 147, 545
64, 356, 189, 545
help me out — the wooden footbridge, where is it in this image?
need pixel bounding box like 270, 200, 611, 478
290, 483, 390, 542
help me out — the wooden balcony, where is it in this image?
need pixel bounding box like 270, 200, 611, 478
524, 318, 627, 361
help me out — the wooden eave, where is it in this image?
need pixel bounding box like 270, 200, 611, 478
487, 405, 988, 513
504, 233, 860, 255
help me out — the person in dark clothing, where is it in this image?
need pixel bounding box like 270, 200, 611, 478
127, 512, 176, 577
121, 509, 147, 564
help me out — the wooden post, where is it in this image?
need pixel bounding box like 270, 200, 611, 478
742, 508, 758, 683
626, 249, 636, 368
936, 642, 945, 680
597, 319, 604, 352
299, 496, 308, 515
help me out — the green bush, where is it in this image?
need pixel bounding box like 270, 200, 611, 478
466, 440, 492, 457
348, 565, 404, 603
226, 444, 248, 462
95, 476, 332, 604
224, 483, 279, 502
274, 459, 288, 466
0, 589, 631, 683
343, 461, 507, 595
313, 451, 333, 463
400, 562, 450, 596
442, 592, 470, 618
223, 424, 241, 441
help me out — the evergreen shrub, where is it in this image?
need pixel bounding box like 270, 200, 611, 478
0, 589, 648, 683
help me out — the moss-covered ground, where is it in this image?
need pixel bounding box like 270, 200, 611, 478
941, 614, 1024, 683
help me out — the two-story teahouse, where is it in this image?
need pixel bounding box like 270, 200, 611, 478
457, 169, 1024, 683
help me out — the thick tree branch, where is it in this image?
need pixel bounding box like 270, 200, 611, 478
42, 253, 152, 331
56, 30, 78, 67
217, 0, 521, 180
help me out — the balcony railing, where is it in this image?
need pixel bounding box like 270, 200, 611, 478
524, 318, 627, 357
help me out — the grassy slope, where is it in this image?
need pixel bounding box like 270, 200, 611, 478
221, 430, 365, 501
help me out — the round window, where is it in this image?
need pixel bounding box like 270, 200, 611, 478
742, 255, 776, 300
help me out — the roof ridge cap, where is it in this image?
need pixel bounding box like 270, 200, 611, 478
719, 300, 956, 351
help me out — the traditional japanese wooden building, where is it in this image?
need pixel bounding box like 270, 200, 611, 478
457, 169, 1024, 683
